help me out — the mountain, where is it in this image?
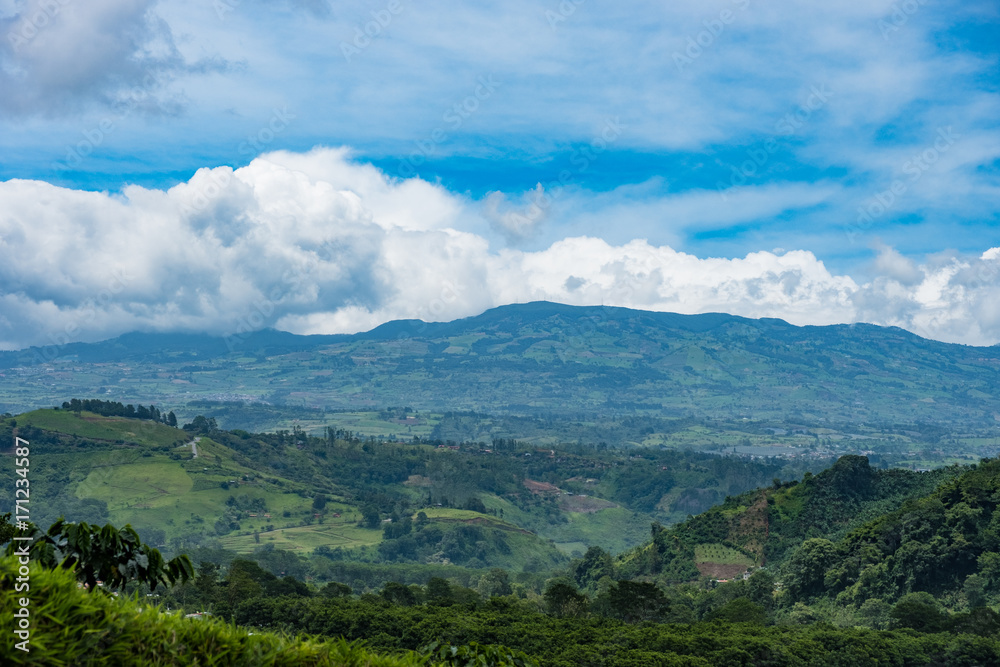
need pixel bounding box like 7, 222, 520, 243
2, 302, 999, 431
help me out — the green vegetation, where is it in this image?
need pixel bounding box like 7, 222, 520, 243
156, 564, 1000, 666
9, 518, 193, 591
0, 556, 438, 666
619, 455, 962, 584
0, 408, 826, 577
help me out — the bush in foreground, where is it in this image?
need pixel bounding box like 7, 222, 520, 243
0, 556, 429, 666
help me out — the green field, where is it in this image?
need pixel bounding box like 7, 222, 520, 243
18, 409, 184, 447
694, 542, 755, 567
219, 521, 383, 554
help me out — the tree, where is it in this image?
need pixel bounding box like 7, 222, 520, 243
381, 581, 417, 606
706, 597, 767, 624
167, 411, 178, 427
478, 568, 513, 599
543, 578, 588, 617
607, 580, 668, 622
360, 505, 381, 529
320, 581, 352, 598
182, 415, 217, 434
574, 546, 614, 591
427, 577, 454, 605
10, 519, 193, 592
890, 592, 949, 632
784, 538, 837, 599
0, 513, 15, 546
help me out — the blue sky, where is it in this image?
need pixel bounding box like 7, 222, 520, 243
0, 0, 998, 349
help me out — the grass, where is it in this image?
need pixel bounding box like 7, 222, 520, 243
694, 543, 754, 567
541, 507, 651, 556
17, 409, 184, 447
219, 521, 383, 554
78, 461, 194, 509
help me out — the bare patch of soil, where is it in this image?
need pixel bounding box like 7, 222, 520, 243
695, 562, 749, 580
558, 495, 617, 513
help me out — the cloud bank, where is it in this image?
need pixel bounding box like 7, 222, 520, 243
0, 148, 997, 351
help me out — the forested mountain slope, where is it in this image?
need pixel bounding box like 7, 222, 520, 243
619, 455, 962, 584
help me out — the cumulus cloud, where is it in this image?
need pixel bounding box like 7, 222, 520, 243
0, 148, 999, 350
482, 184, 548, 244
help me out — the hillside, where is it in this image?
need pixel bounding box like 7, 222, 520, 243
618, 455, 962, 584
779, 455, 1000, 611
614, 452, 1000, 618
2, 302, 999, 433
1, 407, 821, 578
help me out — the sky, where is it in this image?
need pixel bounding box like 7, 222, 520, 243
0, 0, 998, 351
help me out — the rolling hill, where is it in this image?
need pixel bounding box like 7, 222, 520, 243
0, 406, 825, 575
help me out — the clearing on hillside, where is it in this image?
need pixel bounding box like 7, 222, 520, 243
694, 542, 754, 579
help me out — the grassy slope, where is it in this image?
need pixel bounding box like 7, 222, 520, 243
9, 411, 323, 543
17, 409, 183, 447
5, 410, 570, 570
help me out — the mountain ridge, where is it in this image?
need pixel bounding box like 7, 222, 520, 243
1, 302, 999, 428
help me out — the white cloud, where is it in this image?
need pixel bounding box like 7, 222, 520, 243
0, 0, 228, 117
1, 149, 999, 350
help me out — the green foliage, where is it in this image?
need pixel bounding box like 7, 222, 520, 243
477, 569, 512, 598
619, 455, 960, 586
779, 457, 1000, 609
705, 597, 767, 624
542, 578, 587, 617
178, 582, 1000, 666
419, 642, 537, 667
183, 415, 219, 434
890, 592, 949, 632
605, 580, 669, 622
0, 512, 14, 546
0, 555, 431, 666
8, 519, 193, 592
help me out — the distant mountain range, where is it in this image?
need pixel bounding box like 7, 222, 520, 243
2, 302, 999, 427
